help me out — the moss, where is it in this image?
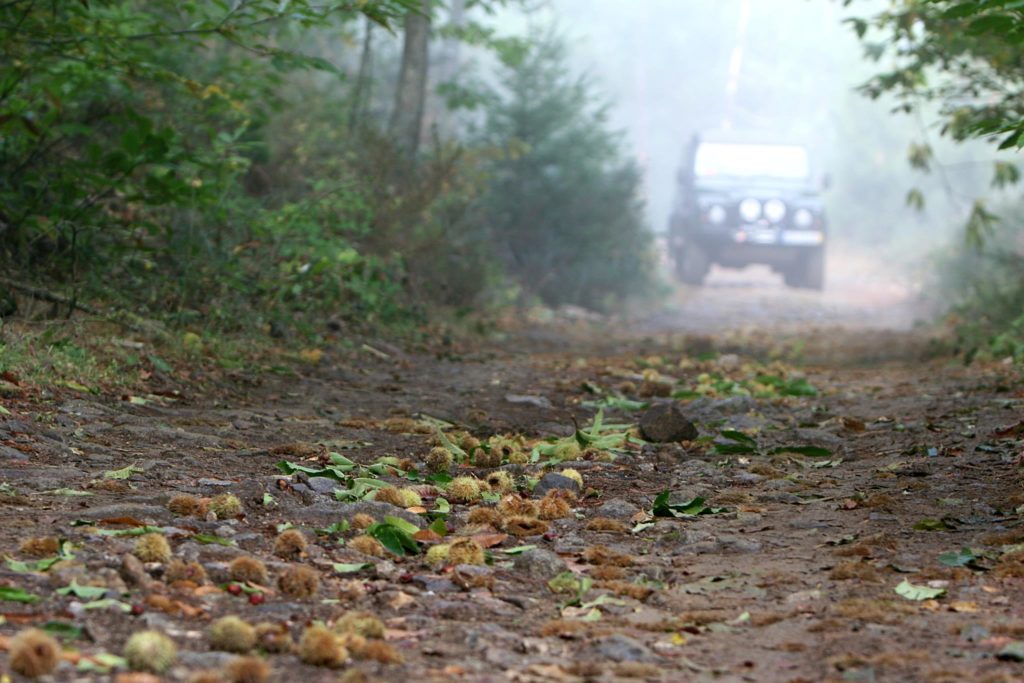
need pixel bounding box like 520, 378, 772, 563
333, 611, 385, 639
133, 533, 172, 563
447, 538, 485, 566
209, 616, 257, 653
124, 630, 177, 673
18, 536, 60, 558
348, 535, 385, 558
298, 624, 347, 668
278, 565, 320, 598
228, 556, 269, 585
254, 622, 293, 654
9, 628, 60, 678
424, 447, 453, 473
166, 558, 207, 584
168, 493, 201, 516
273, 529, 308, 560
209, 493, 243, 519
224, 655, 270, 683
447, 476, 482, 503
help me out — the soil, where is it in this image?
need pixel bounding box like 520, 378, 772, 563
0, 270, 1022, 683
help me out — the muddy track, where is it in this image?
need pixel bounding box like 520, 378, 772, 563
0, 280, 1021, 683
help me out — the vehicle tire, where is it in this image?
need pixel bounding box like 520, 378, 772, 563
785, 248, 825, 290
675, 244, 710, 285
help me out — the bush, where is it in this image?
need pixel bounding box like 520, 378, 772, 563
931, 209, 1024, 362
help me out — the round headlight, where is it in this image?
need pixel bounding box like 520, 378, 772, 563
706, 205, 727, 224
793, 208, 814, 228
738, 198, 761, 222
764, 199, 786, 223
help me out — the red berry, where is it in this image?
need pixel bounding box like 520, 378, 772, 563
130, 603, 145, 616
226, 583, 243, 596
542, 532, 557, 541
248, 592, 265, 606
399, 573, 414, 583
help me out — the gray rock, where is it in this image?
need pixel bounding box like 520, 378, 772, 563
77, 503, 171, 523
411, 575, 461, 593
589, 634, 657, 662
0, 445, 28, 461
505, 394, 553, 408
533, 473, 580, 496
594, 498, 641, 520
198, 478, 234, 487
639, 403, 698, 443
512, 548, 567, 579
306, 477, 339, 494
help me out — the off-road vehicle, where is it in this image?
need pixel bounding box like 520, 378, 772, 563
668, 131, 828, 289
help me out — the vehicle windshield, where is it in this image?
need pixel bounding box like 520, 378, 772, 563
694, 142, 810, 181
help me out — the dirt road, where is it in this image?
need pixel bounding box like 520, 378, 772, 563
0, 277, 1021, 683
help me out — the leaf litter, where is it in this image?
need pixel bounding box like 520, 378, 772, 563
0, 328, 1021, 681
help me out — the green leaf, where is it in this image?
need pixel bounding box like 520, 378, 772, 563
41, 620, 83, 641
79, 598, 132, 612
939, 548, 979, 568
501, 544, 537, 555
93, 525, 164, 537
366, 522, 420, 556
0, 405, 11, 416
436, 428, 468, 461
382, 515, 420, 535
332, 562, 374, 573
103, 464, 142, 480
894, 579, 945, 600
771, 445, 833, 458
77, 652, 128, 673
433, 498, 451, 515
0, 586, 40, 603
192, 534, 236, 546
651, 491, 726, 518
429, 518, 448, 536
6, 555, 61, 573
913, 518, 950, 531
317, 520, 350, 535
57, 581, 108, 599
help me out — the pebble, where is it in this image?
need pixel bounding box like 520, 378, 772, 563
594, 498, 641, 520
533, 473, 580, 496
512, 548, 567, 579
589, 634, 657, 662
638, 403, 698, 443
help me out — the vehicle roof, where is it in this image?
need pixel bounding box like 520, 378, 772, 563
694, 129, 808, 148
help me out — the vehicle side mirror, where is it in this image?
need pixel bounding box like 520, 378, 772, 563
821, 173, 832, 191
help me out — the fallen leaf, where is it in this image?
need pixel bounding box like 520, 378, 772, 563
895, 579, 946, 601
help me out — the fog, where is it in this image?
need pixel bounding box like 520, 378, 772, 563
490, 0, 1005, 323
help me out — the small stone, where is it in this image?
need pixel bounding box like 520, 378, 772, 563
533, 473, 580, 497
594, 498, 641, 520
997, 641, 1024, 662
639, 403, 698, 443
589, 634, 657, 662
306, 477, 338, 494
198, 478, 234, 487
512, 549, 568, 580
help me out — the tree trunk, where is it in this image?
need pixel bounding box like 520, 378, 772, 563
389, 0, 431, 157
349, 17, 375, 131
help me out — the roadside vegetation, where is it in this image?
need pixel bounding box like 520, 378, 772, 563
0, 0, 655, 377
